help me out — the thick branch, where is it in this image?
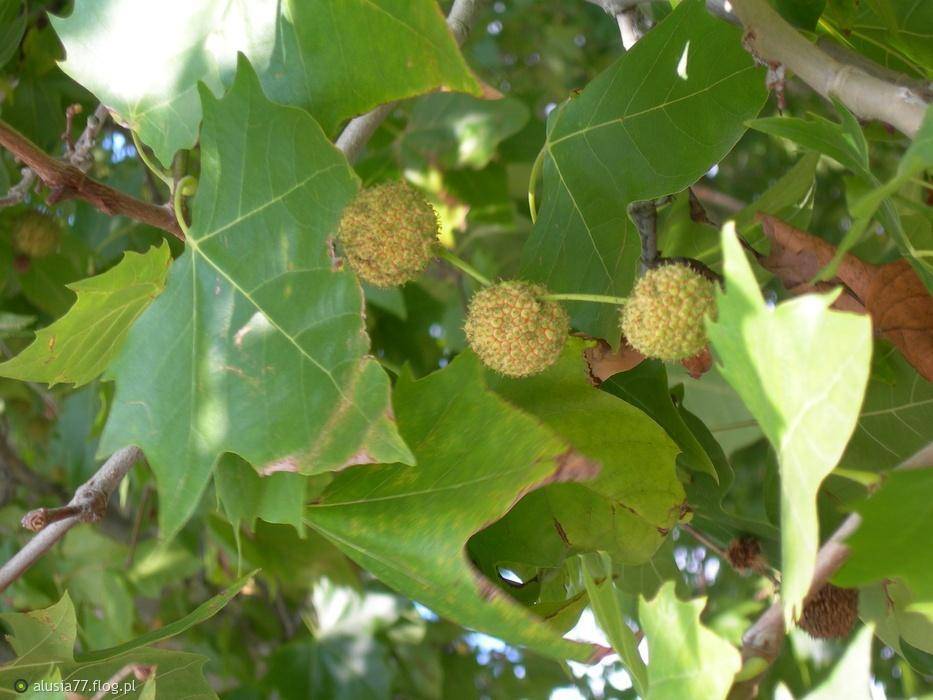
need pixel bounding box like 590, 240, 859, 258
0, 119, 183, 240
0, 446, 141, 593
335, 0, 485, 162
730, 0, 928, 138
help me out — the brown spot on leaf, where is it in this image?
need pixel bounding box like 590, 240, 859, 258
259, 455, 300, 475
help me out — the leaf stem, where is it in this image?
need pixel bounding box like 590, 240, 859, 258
540, 292, 627, 305
173, 176, 198, 238
436, 246, 491, 286
131, 131, 173, 187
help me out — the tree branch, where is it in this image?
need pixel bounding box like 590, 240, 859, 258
0, 119, 183, 240
730, 0, 928, 139
335, 0, 486, 162
0, 446, 142, 593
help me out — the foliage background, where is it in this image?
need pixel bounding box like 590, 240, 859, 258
0, 0, 930, 698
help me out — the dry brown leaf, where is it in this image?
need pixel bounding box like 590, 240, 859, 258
865, 259, 933, 380
583, 339, 644, 385
582, 338, 713, 384
755, 215, 933, 381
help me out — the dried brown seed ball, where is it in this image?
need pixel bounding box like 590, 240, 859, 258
727, 536, 763, 572
465, 281, 569, 378
12, 211, 61, 258
620, 263, 717, 361
338, 181, 439, 287
797, 583, 859, 639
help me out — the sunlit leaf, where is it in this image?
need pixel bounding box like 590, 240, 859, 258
99, 58, 413, 539
707, 223, 872, 623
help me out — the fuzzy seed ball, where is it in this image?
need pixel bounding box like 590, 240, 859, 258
465, 281, 569, 378
12, 211, 61, 258
338, 181, 439, 287
727, 536, 763, 572
620, 263, 717, 361
798, 583, 859, 639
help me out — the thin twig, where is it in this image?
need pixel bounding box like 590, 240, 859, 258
0, 446, 142, 593
335, 0, 485, 162
0, 119, 182, 239
628, 200, 659, 270
730, 0, 928, 138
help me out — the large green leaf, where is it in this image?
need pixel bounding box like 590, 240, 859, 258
835, 468, 933, 607
706, 223, 872, 623
99, 58, 413, 539
520, 0, 766, 341
478, 340, 685, 567
52, 0, 480, 164
0, 244, 170, 387
305, 353, 600, 662
639, 581, 741, 700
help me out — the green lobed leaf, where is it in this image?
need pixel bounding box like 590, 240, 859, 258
99, 58, 413, 539
305, 353, 600, 662
479, 340, 685, 567
0, 592, 76, 665
520, 0, 767, 341
0, 244, 171, 388
835, 468, 933, 606
639, 581, 741, 700
52, 0, 480, 164
707, 223, 872, 623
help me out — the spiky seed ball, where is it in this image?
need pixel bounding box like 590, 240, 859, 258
12, 211, 61, 258
797, 584, 859, 639
465, 281, 569, 378
727, 536, 764, 572
338, 181, 439, 287
620, 263, 717, 361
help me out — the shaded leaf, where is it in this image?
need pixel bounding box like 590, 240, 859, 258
52, 0, 480, 163
707, 223, 872, 623
639, 581, 741, 700
835, 468, 933, 606
401, 93, 530, 170
482, 340, 686, 566
305, 353, 600, 662
0, 0, 25, 67
520, 0, 766, 341
215, 453, 306, 532
0, 244, 171, 387
99, 59, 412, 539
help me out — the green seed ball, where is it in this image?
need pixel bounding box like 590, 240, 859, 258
338, 181, 439, 287
12, 211, 61, 258
620, 263, 717, 361
465, 281, 569, 378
